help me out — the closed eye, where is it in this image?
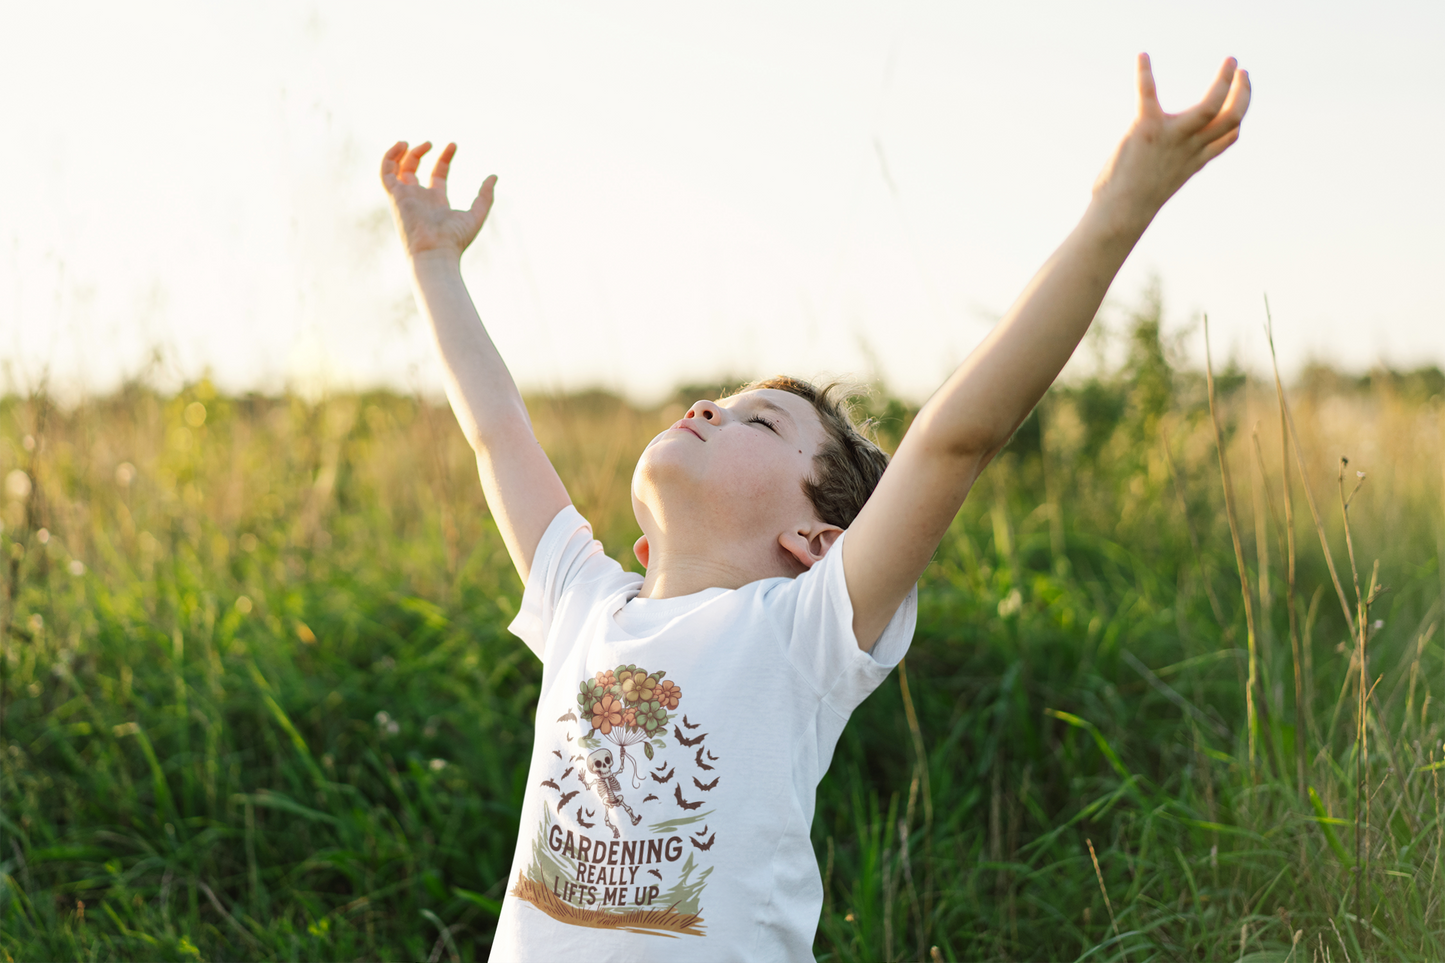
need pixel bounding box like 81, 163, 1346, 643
747, 415, 778, 433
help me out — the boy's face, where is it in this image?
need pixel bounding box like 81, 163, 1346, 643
631, 388, 829, 565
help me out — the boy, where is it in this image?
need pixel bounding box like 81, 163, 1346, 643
382, 54, 1249, 959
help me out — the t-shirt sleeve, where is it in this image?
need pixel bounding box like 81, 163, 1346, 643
771, 530, 918, 716
506, 505, 622, 661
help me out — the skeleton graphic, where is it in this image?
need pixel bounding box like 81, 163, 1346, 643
580, 746, 643, 838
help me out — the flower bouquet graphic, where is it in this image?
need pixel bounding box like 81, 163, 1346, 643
575, 665, 683, 836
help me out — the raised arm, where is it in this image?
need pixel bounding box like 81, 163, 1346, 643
844, 55, 1251, 649
382, 142, 571, 583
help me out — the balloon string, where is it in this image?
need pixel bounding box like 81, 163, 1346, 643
619, 745, 644, 789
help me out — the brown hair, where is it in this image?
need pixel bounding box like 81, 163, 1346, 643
733, 375, 890, 529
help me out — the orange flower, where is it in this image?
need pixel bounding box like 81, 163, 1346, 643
591, 693, 623, 734
622, 708, 637, 728
594, 669, 617, 688
656, 680, 682, 710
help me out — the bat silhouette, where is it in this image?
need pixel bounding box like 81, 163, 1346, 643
695, 747, 714, 771
559, 790, 580, 809
643, 793, 659, 803
706, 749, 719, 761
674, 726, 705, 747
693, 776, 719, 792
585, 808, 595, 817
565, 732, 574, 741
654, 761, 670, 771
571, 753, 585, 763
561, 767, 574, 781
682, 714, 700, 730
696, 824, 709, 835
674, 785, 702, 811
649, 767, 675, 784
551, 750, 563, 759
647, 869, 662, 880
540, 779, 560, 791
576, 807, 594, 829
690, 833, 716, 851
557, 710, 577, 723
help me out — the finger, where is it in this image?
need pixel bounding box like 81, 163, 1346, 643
428, 142, 457, 190
399, 141, 432, 182
1197, 126, 1241, 166
1221, 68, 1251, 123
1136, 53, 1161, 118
467, 174, 498, 229
380, 141, 407, 190
1193, 68, 1251, 146
400, 141, 431, 179
1177, 57, 1238, 135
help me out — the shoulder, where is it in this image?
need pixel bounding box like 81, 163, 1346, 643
762, 531, 918, 671
535, 506, 632, 588
508, 505, 640, 657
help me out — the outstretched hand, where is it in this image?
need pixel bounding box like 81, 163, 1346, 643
1093, 54, 1251, 223
381, 141, 497, 259
841, 54, 1250, 650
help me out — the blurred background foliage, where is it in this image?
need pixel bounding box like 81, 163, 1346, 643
2, 301, 1444, 960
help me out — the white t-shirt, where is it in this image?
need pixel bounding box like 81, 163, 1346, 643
489, 506, 917, 961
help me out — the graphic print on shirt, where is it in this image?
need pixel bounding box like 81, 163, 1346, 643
512, 664, 717, 937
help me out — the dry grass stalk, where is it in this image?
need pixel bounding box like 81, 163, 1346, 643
1265, 312, 1310, 800
1336, 458, 1382, 954
1402, 624, 1434, 745
1432, 758, 1443, 929
897, 658, 934, 832
1204, 315, 1264, 774
1250, 425, 1276, 628
898, 818, 925, 962
896, 657, 934, 954
1085, 837, 1121, 945
1264, 321, 1356, 638
1250, 426, 1288, 761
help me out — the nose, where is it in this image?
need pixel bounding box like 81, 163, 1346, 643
686, 400, 722, 423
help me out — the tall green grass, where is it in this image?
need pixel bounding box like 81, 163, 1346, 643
2, 315, 1442, 960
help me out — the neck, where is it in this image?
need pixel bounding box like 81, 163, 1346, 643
635, 536, 803, 600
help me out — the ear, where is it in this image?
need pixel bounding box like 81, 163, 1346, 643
778, 523, 843, 571
633, 535, 650, 569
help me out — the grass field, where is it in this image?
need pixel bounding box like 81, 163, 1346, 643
2, 313, 1443, 960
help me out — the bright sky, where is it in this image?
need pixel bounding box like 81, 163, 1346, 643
3, 1, 1442, 402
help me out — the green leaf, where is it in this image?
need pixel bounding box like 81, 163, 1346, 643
1309, 785, 1352, 865
451, 886, 502, 916
1044, 707, 1132, 782
643, 742, 654, 760
27, 845, 112, 863
235, 790, 340, 826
